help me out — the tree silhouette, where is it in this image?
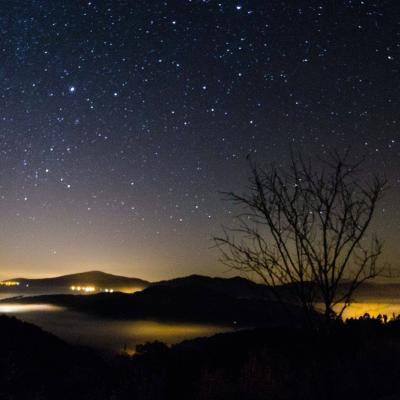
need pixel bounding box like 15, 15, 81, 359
215, 151, 387, 326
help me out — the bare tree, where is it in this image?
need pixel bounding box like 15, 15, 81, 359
215, 151, 387, 326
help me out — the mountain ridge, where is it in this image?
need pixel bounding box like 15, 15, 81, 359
0, 270, 150, 295
2, 270, 398, 302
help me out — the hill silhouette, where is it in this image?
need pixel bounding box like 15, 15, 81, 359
4, 277, 300, 326
3, 270, 397, 302
0, 315, 110, 399
0, 270, 149, 295
152, 274, 274, 299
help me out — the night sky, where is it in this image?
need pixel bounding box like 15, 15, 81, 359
0, 1, 399, 281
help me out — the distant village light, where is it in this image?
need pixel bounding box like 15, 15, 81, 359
70, 285, 96, 293
0, 281, 20, 286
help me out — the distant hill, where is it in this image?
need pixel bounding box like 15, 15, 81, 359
151, 275, 400, 302
151, 274, 274, 299
150, 275, 400, 303
337, 281, 400, 302
273, 280, 400, 303
0, 270, 150, 296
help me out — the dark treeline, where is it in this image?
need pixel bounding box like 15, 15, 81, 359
2, 314, 400, 400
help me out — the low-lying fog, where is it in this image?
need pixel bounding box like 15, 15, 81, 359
0, 302, 233, 354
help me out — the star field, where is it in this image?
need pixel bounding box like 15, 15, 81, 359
0, 1, 399, 280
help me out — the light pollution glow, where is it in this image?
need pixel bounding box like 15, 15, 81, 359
0, 304, 63, 313
337, 303, 400, 320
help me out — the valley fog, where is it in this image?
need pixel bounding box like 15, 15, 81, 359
0, 302, 233, 354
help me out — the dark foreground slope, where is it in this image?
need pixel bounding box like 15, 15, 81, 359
125, 319, 400, 400
0, 315, 111, 400
3, 314, 400, 400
